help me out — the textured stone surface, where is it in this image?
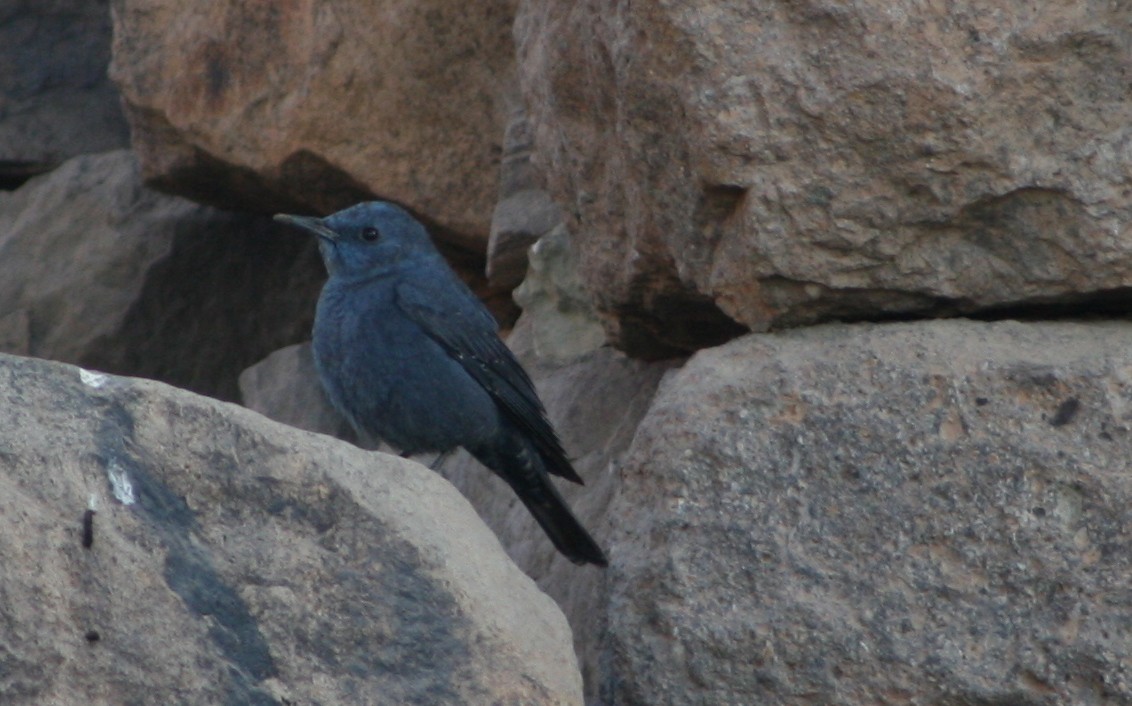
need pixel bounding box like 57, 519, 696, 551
0, 150, 324, 401
512, 224, 607, 365
109, 0, 516, 248
486, 100, 564, 290
0, 353, 583, 705
0, 0, 129, 185
608, 319, 1132, 705
488, 188, 563, 290
517, 1, 1132, 356
0, 150, 178, 361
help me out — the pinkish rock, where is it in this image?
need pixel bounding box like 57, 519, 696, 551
516, 1, 1132, 356
109, 0, 517, 249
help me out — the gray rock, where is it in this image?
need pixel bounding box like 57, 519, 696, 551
608, 319, 1132, 704
0, 150, 324, 401
486, 98, 564, 290
0, 352, 583, 705
0, 151, 179, 361
0, 1, 129, 181
488, 188, 563, 290
513, 224, 607, 365
495, 95, 544, 198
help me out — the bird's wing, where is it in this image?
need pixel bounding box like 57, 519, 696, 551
395, 277, 584, 484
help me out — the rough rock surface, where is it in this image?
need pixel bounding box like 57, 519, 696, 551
109, 0, 517, 247
0, 0, 130, 185
0, 150, 324, 401
0, 353, 583, 705
487, 98, 564, 290
516, 1, 1132, 356
512, 224, 607, 365
609, 319, 1132, 705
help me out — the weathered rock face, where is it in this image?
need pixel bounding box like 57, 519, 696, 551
512, 224, 607, 365
609, 320, 1132, 705
516, 1, 1132, 356
0, 151, 172, 360
0, 150, 324, 401
0, 353, 583, 705
108, 0, 517, 248
0, 0, 130, 185
487, 96, 565, 291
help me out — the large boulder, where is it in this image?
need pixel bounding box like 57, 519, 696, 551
516, 1, 1132, 356
0, 0, 129, 185
608, 319, 1132, 704
0, 352, 583, 705
108, 0, 517, 248
0, 150, 324, 401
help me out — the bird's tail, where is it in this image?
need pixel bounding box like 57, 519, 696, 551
515, 477, 608, 567
472, 435, 608, 567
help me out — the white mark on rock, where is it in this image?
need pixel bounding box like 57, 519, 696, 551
88, 493, 99, 511
107, 460, 136, 505
79, 368, 109, 389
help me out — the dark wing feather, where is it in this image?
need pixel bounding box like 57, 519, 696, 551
395, 278, 584, 484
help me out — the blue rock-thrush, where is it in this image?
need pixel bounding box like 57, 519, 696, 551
275, 202, 608, 566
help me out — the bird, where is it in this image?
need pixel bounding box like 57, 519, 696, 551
275, 201, 608, 566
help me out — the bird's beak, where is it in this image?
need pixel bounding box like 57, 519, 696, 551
273, 213, 339, 242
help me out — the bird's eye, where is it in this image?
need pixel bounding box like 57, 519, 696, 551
361, 226, 380, 242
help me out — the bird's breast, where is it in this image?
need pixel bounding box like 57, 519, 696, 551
312, 276, 500, 453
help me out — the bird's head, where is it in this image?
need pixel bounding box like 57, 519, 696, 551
274, 201, 440, 278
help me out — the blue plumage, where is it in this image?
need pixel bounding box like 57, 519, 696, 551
276, 202, 607, 566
